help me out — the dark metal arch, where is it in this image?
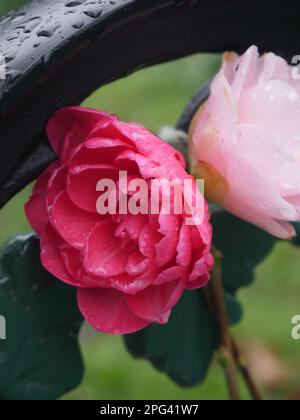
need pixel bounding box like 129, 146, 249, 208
0, 0, 298, 207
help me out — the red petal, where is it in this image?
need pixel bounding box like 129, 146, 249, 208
47, 165, 68, 208
189, 254, 212, 282
69, 138, 131, 169
78, 288, 150, 334
115, 150, 156, 178
155, 214, 180, 267
33, 162, 58, 195
126, 250, 149, 276
40, 224, 80, 287
50, 190, 101, 250
186, 273, 210, 290
111, 264, 158, 295
139, 223, 162, 259
126, 280, 184, 323
25, 163, 58, 236
115, 214, 148, 242
47, 107, 112, 157
67, 165, 119, 213
84, 220, 129, 277
176, 223, 192, 267
153, 266, 184, 286
60, 244, 108, 288
87, 117, 133, 145
25, 193, 48, 237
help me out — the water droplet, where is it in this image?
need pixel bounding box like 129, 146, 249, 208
5, 35, 19, 42
37, 23, 60, 38
15, 16, 42, 34
65, 0, 85, 6
83, 9, 103, 19
72, 21, 84, 29
0, 276, 9, 285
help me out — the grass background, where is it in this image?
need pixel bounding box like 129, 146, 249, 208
1, 0, 300, 400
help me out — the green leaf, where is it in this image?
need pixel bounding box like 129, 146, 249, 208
124, 289, 242, 387
212, 211, 276, 292
292, 223, 300, 246
125, 210, 275, 388
0, 234, 84, 400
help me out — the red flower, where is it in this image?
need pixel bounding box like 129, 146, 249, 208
26, 107, 213, 334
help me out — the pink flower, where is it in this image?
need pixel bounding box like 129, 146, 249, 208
25, 107, 213, 334
189, 45, 300, 239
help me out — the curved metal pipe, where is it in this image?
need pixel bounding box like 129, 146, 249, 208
0, 0, 298, 207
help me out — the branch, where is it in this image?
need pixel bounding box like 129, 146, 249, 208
207, 251, 240, 401
230, 336, 263, 401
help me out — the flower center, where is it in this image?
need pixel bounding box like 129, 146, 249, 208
191, 161, 228, 206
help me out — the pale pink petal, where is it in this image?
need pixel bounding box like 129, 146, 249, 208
231, 45, 260, 102
237, 124, 300, 197
224, 125, 300, 223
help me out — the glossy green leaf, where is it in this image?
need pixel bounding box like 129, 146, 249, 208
124, 289, 242, 387
125, 210, 275, 388
0, 234, 84, 400
292, 223, 300, 246
212, 211, 276, 292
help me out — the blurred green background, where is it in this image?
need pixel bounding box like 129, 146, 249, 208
1, 0, 300, 401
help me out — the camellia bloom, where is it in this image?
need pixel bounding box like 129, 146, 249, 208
189, 45, 300, 239
25, 107, 213, 334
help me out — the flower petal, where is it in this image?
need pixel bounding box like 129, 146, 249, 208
47, 107, 112, 157
78, 288, 150, 334
127, 279, 184, 323
155, 214, 180, 267
47, 165, 68, 208
67, 165, 119, 213
25, 163, 58, 236
40, 224, 80, 287
176, 223, 192, 267
50, 190, 101, 250
84, 220, 129, 277
69, 138, 131, 169
153, 266, 184, 286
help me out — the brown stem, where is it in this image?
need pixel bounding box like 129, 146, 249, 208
230, 336, 263, 401
207, 251, 240, 401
